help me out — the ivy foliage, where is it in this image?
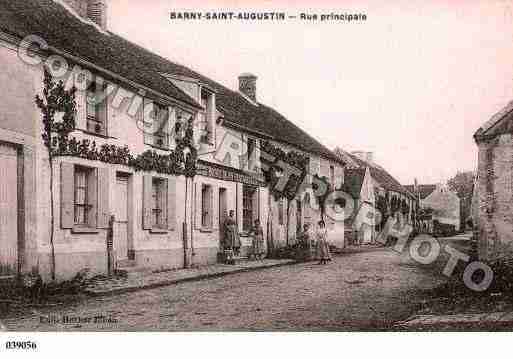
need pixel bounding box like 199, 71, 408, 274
260, 140, 309, 201
35, 68, 77, 152
37, 69, 198, 177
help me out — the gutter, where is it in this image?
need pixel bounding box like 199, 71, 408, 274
220, 118, 346, 166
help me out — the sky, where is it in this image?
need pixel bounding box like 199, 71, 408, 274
108, 0, 513, 185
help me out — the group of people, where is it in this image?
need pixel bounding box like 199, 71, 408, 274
297, 220, 332, 264
222, 210, 265, 260
222, 210, 331, 264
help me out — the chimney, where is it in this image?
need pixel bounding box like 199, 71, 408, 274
87, 0, 108, 30
351, 151, 374, 164
238, 73, 257, 103
62, 0, 108, 30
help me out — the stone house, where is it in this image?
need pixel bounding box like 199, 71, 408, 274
473, 101, 513, 261
0, 0, 345, 281
335, 150, 416, 244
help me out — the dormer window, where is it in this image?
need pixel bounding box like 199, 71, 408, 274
143, 100, 170, 149
86, 77, 108, 136
200, 88, 215, 145
153, 103, 169, 149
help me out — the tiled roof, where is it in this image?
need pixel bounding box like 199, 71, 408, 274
404, 184, 437, 200
0, 0, 343, 164
334, 148, 414, 198
474, 101, 513, 141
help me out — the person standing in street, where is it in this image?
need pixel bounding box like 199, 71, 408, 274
250, 219, 265, 260
316, 220, 331, 264
224, 210, 241, 257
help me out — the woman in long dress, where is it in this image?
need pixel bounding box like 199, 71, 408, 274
224, 210, 241, 257
251, 219, 265, 260
316, 220, 331, 264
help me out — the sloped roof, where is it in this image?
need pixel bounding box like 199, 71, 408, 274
404, 184, 436, 200
0, 0, 343, 164
334, 148, 414, 198
474, 101, 513, 141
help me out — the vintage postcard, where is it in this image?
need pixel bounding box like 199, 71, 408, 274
0, 0, 513, 354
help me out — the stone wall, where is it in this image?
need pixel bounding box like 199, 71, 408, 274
475, 133, 513, 261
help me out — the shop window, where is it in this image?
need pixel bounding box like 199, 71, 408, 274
243, 185, 257, 232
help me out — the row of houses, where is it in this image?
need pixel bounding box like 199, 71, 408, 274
0, 0, 429, 282
0, 0, 348, 281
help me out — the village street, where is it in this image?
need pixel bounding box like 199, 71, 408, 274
2, 243, 458, 331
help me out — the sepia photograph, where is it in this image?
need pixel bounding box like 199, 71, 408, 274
0, 0, 513, 355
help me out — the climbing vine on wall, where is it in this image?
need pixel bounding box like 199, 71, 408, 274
260, 140, 309, 201
47, 100, 198, 177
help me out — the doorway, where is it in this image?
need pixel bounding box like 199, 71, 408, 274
296, 198, 302, 235
113, 173, 130, 261
0, 143, 18, 275
218, 188, 227, 248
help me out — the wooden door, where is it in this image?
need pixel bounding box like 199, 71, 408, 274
113, 176, 129, 261
0, 144, 18, 275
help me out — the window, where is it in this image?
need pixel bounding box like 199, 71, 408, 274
330, 165, 335, 187
200, 89, 214, 144
243, 185, 257, 232
86, 79, 107, 135
247, 137, 256, 172
152, 178, 166, 229
74, 167, 92, 225
201, 184, 213, 228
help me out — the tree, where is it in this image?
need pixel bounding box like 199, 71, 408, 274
35, 69, 77, 281
447, 171, 475, 230
447, 171, 475, 199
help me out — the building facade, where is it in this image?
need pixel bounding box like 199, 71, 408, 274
0, 0, 345, 281
335, 150, 417, 244
473, 101, 513, 261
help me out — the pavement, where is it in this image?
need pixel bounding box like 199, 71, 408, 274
84, 258, 296, 296
1, 249, 449, 331
397, 312, 513, 330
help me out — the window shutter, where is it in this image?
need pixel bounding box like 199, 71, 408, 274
75, 90, 86, 130
168, 106, 176, 149
98, 87, 108, 136
194, 183, 202, 229
87, 168, 98, 228
212, 185, 219, 230
143, 99, 153, 146
97, 167, 110, 228
60, 162, 75, 229
142, 175, 153, 229
167, 177, 176, 230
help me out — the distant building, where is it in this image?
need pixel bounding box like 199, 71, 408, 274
335, 149, 417, 244
405, 181, 460, 234
473, 101, 513, 261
